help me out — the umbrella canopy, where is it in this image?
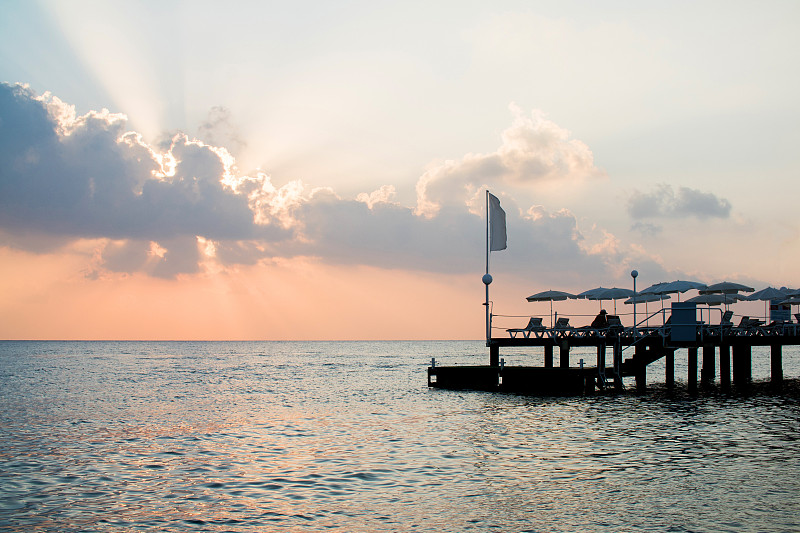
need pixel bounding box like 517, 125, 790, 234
746, 287, 791, 321
576, 287, 610, 299
685, 293, 747, 306
638, 282, 670, 296
639, 280, 706, 301
576, 287, 610, 311
746, 287, 790, 301
526, 290, 576, 302
526, 290, 577, 327
624, 293, 671, 304
625, 293, 670, 326
589, 288, 635, 300
701, 281, 755, 294
778, 297, 800, 305
588, 287, 635, 314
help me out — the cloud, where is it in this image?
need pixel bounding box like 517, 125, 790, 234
0, 83, 646, 284
196, 106, 247, 157
627, 183, 731, 220
0, 83, 292, 275
416, 104, 605, 217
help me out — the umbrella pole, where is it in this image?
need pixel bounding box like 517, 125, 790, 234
550, 300, 553, 328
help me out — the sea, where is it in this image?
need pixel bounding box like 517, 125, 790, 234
1, 340, 799, 532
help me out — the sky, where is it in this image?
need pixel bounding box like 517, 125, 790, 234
1, 0, 799, 340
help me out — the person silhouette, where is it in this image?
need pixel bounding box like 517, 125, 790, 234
591, 309, 608, 328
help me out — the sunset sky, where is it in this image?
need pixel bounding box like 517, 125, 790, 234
1, 0, 798, 340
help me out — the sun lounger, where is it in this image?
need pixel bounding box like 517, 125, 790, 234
735, 316, 764, 335
507, 317, 545, 338
552, 317, 573, 336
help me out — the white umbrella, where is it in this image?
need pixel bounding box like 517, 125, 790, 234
589, 287, 635, 314
624, 293, 671, 326
576, 287, 610, 310
747, 287, 791, 321
685, 293, 747, 311
778, 291, 800, 323
701, 281, 755, 294
526, 290, 577, 327
640, 280, 706, 301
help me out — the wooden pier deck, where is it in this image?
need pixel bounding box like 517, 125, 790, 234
427, 318, 800, 395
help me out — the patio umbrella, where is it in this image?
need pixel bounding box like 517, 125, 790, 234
685, 293, 747, 311
640, 280, 706, 301
700, 281, 755, 295
778, 297, 800, 318
526, 290, 577, 327
624, 293, 671, 304
588, 287, 635, 314
747, 287, 790, 321
576, 287, 610, 310
624, 293, 671, 326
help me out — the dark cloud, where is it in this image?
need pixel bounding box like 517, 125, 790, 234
627, 183, 731, 220
0, 83, 642, 283
0, 83, 288, 252
631, 221, 663, 237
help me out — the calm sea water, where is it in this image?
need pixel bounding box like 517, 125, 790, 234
1, 340, 799, 532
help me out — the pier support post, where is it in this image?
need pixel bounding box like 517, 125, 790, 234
720, 344, 731, 392
560, 342, 570, 369
665, 349, 675, 391
613, 342, 623, 390
635, 343, 647, 393
701, 344, 715, 388
732, 344, 751, 391
687, 347, 698, 395
596, 345, 606, 373
544, 345, 553, 368
490, 345, 499, 367
771, 344, 783, 388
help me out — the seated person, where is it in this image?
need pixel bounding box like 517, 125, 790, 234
590, 309, 608, 328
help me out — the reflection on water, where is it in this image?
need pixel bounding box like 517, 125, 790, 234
1, 341, 798, 532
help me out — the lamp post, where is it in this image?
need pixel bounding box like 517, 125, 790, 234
631, 270, 638, 336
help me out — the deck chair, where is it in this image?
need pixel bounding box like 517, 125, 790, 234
795, 313, 800, 324
554, 317, 570, 328
736, 316, 763, 334
507, 317, 545, 338
720, 310, 733, 325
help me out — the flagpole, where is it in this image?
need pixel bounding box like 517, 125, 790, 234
484, 190, 491, 343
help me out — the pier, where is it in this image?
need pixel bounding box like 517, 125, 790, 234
427, 304, 800, 395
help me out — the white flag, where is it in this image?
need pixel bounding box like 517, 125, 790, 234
488, 192, 507, 251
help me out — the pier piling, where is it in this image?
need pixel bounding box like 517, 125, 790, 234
560, 342, 570, 369
701, 344, 715, 387
733, 344, 752, 391
688, 347, 698, 395
771, 344, 783, 388
635, 343, 647, 393
665, 349, 675, 390
544, 345, 553, 368
720, 344, 731, 392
